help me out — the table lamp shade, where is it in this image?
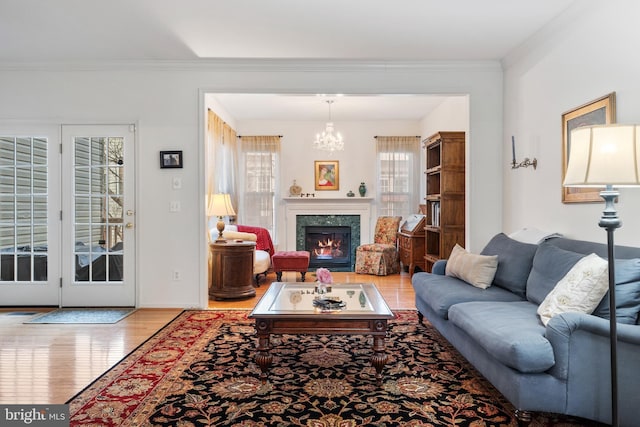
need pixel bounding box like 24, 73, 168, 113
208, 193, 236, 217
208, 193, 236, 242
564, 125, 640, 187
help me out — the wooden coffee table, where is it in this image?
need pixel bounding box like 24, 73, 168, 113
248, 282, 395, 384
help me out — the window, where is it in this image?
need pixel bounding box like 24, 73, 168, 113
0, 136, 48, 282
239, 136, 280, 236
376, 136, 420, 218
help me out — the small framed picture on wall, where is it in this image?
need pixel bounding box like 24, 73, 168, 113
160, 151, 183, 169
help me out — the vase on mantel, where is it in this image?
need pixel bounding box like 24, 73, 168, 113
359, 182, 367, 197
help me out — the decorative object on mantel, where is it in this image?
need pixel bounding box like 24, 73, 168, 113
563, 123, 640, 427
346, 190, 355, 197
289, 180, 302, 196
208, 193, 236, 242
510, 136, 537, 170
359, 182, 367, 197
313, 100, 344, 152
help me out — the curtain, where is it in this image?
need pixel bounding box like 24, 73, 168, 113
206, 109, 238, 218
375, 136, 420, 219
238, 136, 280, 238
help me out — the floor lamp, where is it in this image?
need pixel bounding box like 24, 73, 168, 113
563, 124, 640, 427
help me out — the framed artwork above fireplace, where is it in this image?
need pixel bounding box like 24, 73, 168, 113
314, 160, 339, 191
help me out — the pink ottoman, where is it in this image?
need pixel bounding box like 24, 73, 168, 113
272, 251, 311, 282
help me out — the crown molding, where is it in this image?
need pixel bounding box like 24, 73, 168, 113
0, 58, 502, 73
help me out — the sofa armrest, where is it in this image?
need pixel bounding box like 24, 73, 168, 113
545, 312, 640, 422
546, 311, 640, 375
432, 260, 447, 275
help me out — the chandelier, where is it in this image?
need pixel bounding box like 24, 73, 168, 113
313, 100, 344, 152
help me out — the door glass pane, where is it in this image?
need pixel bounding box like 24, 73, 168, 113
0, 137, 48, 282
75, 167, 90, 194
0, 137, 15, 165
73, 135, 124, 283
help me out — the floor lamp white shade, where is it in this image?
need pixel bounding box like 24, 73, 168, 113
564, 124, 640, 187
563, 124, 640, 427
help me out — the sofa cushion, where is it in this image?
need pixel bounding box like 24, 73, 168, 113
480, 233, 538, 298
527, 243, 586, 305
448, 301, 555, 373
445, 244, 498, 289
593, 258, 640, 324
411, 272, 524, 319
537, 253, 609, 326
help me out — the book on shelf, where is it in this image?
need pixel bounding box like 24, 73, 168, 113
430, 202, 440, 227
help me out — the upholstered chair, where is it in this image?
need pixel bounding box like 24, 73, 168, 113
355, 216, 402, 276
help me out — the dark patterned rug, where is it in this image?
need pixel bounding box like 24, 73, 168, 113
68, 310, 601, 426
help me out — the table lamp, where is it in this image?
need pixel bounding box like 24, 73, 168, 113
563, 124, 640, 427
208, 193, 236, 242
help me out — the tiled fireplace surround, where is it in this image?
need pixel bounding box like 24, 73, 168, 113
284, 198, 372, 272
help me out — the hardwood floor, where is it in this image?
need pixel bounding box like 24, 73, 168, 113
0, 270, 416, 405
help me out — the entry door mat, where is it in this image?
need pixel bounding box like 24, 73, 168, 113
25, 308, 136, 324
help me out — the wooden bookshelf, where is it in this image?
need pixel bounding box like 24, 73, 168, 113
423, 131, 465, 272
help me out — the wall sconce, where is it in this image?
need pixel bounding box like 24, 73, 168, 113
511, 136, 538, 170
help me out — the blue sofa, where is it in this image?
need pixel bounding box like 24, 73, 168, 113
411, 234, 640, 426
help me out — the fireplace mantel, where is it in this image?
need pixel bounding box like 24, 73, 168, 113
283, 198, 372, 252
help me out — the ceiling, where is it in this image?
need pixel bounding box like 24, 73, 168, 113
0, 0, 577, 121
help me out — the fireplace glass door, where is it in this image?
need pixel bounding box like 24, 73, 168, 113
305, 226, 351, 269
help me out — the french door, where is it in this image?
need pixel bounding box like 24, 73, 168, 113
0, 125, 61, 305
60, 125, 136, 307
0, 124, 136, 307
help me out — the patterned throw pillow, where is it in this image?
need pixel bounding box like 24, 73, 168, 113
537, 253, 609, 326
445, 244, 498, 289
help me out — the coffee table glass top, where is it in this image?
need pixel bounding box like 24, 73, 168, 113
250, 282, 394, 317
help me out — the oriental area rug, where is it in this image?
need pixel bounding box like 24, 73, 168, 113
67, 310, 601, 426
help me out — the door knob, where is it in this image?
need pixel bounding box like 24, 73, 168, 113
126, 222, 134, 229
127, 210, 135, 216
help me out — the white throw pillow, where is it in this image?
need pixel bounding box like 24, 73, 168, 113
445, 244, 498, 289
537, 253, 609, 326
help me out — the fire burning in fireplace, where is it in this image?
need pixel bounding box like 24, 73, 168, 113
313, 237, 344, 259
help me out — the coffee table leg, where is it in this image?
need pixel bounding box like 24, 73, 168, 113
255, 330, 272, 383
370, 335, 388, 385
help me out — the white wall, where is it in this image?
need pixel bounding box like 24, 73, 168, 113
503, 0, 640, 246
0, 60, 503, 308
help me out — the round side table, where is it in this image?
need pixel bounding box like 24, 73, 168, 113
209, 241, 257, 300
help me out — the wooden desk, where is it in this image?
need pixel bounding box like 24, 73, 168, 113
209, 241, 256, 300
397, 215, 426, 275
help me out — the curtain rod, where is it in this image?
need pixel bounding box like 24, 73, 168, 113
374, 136, 421, 138
237, 135, 283, 138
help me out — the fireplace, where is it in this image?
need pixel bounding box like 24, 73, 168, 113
305, 226, 351, 270
295, 214, 360, 272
